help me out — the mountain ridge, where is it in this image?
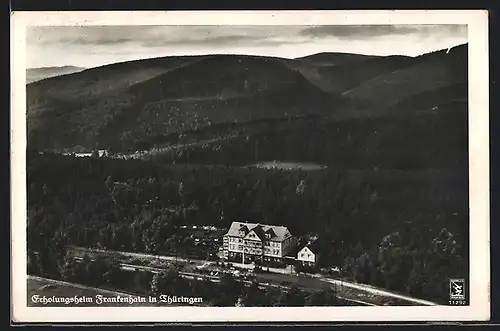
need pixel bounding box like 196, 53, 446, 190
26, 43, 468, 153
26, 66, 86, 84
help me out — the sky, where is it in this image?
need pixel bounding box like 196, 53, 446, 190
26, 25, 468, 69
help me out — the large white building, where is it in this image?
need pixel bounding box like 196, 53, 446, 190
222, 222, 296, 264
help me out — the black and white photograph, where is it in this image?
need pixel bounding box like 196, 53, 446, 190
11, 10, 490, 323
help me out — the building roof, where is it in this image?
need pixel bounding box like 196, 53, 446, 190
239, 224, 249, 233
224, 221, 291, 241
297, 239, 322, 255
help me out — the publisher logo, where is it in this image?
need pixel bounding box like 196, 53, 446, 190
449, 278, 465, 301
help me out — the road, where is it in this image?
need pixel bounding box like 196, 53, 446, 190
317, 277, 437, 306
76, 258, 371, 306
118, 135, 237, 160
68, 245, 206, 264
67, 245, 439, 306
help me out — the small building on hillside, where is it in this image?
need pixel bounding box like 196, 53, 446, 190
296, 240, 321, 267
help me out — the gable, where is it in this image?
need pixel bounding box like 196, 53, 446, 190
264, 228, 276, 239
298, 246, 313, 256
244, 230, 262, 241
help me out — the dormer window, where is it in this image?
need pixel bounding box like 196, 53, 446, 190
238, 224, 249, 237
265, 228, 275, 240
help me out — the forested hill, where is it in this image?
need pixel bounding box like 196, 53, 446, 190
26, 44, 467, 153
26, 66, 86, 84
26, 54, 343, 152
342, 44, 468, 111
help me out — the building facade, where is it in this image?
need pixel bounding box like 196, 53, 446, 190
296, 241, 321, 267
222, 221, 295, 264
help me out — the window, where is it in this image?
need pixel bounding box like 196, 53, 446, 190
301, 253, 305, 258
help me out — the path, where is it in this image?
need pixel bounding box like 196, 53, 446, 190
68, 245, 439, 306
120, 135, 237, 160
68, 245, 202, 264
318, 277, 438, 306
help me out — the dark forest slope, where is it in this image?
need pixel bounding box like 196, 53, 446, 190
26, 44, 467, 153
291, 55, 414, 94
27, 55, 344, 152
342, 44, 467, 110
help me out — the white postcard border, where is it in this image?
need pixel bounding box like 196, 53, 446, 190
11, 10, 490, 323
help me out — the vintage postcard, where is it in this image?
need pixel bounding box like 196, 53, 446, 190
11, 10, 490, 323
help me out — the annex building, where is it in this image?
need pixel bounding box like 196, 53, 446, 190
296, 239, 321, 267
